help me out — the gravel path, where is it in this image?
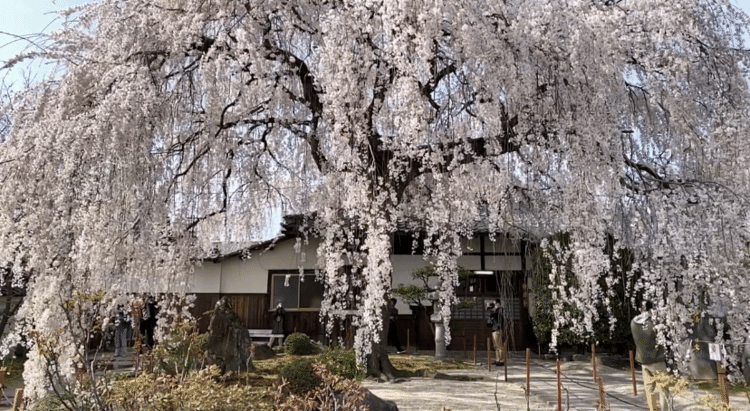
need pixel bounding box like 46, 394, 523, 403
362, 352, 750, 411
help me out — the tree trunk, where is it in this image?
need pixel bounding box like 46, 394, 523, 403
366, 302, 398, 380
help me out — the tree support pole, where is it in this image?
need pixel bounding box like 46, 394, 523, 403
629, 350, 637, 396
526, 348, 531, 395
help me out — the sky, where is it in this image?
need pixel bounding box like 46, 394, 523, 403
0, 0, 90, 89
1, 0, 750, 89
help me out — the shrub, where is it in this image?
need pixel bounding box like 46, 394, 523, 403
106, 365, 260, 411
278, 358, 320, 395
273, 361, 368, 411
317, 347, 364, 380
284, 332, 316, 355
151, 321, 208, 376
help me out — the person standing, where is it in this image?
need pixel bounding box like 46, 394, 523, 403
269, 303, 286, 348
389, 298, 405, 354
113, 304, 131, 357
140, 296, 159, 349
488, 298, 505, 366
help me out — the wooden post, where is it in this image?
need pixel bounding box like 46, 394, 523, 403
463, 336, 467, 360
629, 350, 637, 396
504, 340, 508, 382
406, 328, 410, 354
11, 388, 23, 411
591, 343, 598, 383
597, 377, 608, 410
556, 359, 562, 411
526, 348, 531, 395
487, 337, 492, 372
717, 363, 730, 405
473, 335, 477, 365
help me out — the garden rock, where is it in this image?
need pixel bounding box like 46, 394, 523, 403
252, 343, 275, 360
335, 389, 398, 411
204, 297, 251, 373
742, 333, 750, 383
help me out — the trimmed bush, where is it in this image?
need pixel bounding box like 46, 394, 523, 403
283, 332, 316, 355
278, 358, 320, 395
317, 346, 364, 380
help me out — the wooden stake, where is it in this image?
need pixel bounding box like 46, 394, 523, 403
487, 337, 492, 372
717, 362, 730, 405
597, 377, 608, 410
11, 388, 23, 411
526, 348, 531, 395
473, 335, 477, 365
504, 340, 508, 382
591, 343, 598, 383
406, 328, 410, 354
629, 350, 637, 396
556, 359, 562, 411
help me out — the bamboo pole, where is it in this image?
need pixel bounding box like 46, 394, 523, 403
629, 350, 637, 396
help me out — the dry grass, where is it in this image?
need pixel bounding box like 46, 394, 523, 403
389, 354, 473, 375
241, 351, 473, 409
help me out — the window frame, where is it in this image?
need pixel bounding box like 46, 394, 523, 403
268, 270, 324, 312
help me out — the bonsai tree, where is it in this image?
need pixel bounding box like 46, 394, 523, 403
393, 264, 474, 335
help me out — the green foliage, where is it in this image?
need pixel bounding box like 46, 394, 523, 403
529, 233, 634, 353
273, 361, 368, 411
392, 264, 471, 307
26, 394, 66, 411
1, 353, 24, 385
150, 321, 208, 376
316, 347, 364, 380
283, 332, 316, 355
529, 243, 581, 348
106, 365, 261, 411
278, 358, 320, 395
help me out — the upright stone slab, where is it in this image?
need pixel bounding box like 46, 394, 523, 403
742, 332, 750, 383
685, 316, 717, 380
204, 297, 252, 373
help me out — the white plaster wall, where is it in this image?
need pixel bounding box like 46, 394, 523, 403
191, 261, 221, 293
189, 238, 322, 294
484, 255, 523, 271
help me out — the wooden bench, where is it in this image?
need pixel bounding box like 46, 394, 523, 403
248, 329, 284, 347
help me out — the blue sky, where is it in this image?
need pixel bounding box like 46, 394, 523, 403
1, 0, 750, 90
0, 0, 89, 88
